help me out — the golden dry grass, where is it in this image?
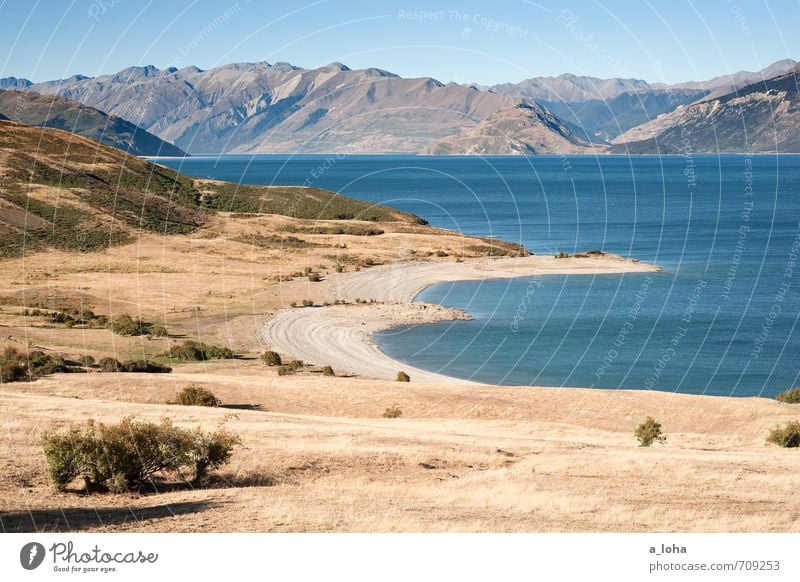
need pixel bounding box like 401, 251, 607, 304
2, 364, 800, 533
1, 202, 798, 533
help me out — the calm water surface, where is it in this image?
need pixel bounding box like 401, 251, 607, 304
156, 154, 800, 396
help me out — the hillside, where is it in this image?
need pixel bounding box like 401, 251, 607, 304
0, 121, 430, 258
611, 65, 800, 153
0, 89, 186, 156
424, 103, 591, 155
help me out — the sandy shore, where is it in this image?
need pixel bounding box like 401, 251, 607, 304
262, 254, 660, 382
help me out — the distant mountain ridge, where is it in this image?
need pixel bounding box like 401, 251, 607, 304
10, 62, 537, 154
3, 58, 799, 155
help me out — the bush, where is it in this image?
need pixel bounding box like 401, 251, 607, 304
555, 251, 570, 259
767, 421, 800, 448
108, 314, 167, 337
97, 357, 171, 373
634, 416, 666, 447
276, 365, 294, 376
98, 357, 123, 372
776, 387, 800, 404
108, 314, 144, 336
78, 355, 95, 367
396, 371, 410, 382
120, 360, 172, 373
0, 347, 64, 383
308, 272, 321, 282
42, 417, 240, 492
149, 325, 169, 338
288, 359, 304, 370
322, 365, 335, 377
170, 385, 220, 407
166, 340, 235, 361
383, 405, 403, 418
261, 351, 282, 366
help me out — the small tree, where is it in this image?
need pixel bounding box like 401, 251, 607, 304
634, 416, 666, 447
776, 387, 800, 404
396, 371, 410, 382
767, 421, 800, 448
261, 351, 282, 366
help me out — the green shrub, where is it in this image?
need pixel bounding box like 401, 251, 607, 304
42, 417, 240, 492
97, 357, 171, 373
166, 340, 235, 361
322, 365, 335, 377
396, 371, 410, 382
261, 351, 282, 366
0, 347, 64, 383
120, 360, 172, 373
767, 421, 800, 448
555, 251, 570, 259
170, 385, 220, 407
383, 405, 403, 418
308, 272, 321, 282
634, 416, 667, 447
776, 388, 800, 404
78, 355, 95, 367
108, 314, 144, 336
288, 359, 304, 370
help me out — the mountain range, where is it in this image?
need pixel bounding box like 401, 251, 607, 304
2, 58, 798, 155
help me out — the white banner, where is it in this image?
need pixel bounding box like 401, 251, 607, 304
1, 533, 798, 581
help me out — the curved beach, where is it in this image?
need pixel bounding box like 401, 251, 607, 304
262, 254, 660, 382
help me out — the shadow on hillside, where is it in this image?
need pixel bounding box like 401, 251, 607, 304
0, 500, 216, 532
221, 403, 265, 411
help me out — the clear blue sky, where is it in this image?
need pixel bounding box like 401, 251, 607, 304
1, 0, 797, 85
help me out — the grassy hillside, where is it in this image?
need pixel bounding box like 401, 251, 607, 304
0, 121, 428, 258
0, 89, 186, 156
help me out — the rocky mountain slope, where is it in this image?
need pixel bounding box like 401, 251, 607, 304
424, 103, 592, 155
610, 65, 800, 153
491, 60, 797, 141
0, 90, 186, 156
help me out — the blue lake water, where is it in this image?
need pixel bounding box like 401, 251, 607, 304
155, 154, 800, 396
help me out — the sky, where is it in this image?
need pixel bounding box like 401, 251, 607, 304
0, 0, 798, 85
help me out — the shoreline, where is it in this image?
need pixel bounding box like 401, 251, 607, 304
261, 254, 660, 383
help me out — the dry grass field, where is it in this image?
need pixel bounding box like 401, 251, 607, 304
2, 121, 799, 533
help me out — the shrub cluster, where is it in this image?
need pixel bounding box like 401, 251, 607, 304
396, 371, 411, 382
634, 416, 667, 447
776, 387, 800, 404
108, 314, 168, 337
170, 385, 220, 407
767, 421, 800, 448
165, 340, 234, 361
42, 417, 241, 492
0, 347, 66, 383
97, 357, 171, 373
